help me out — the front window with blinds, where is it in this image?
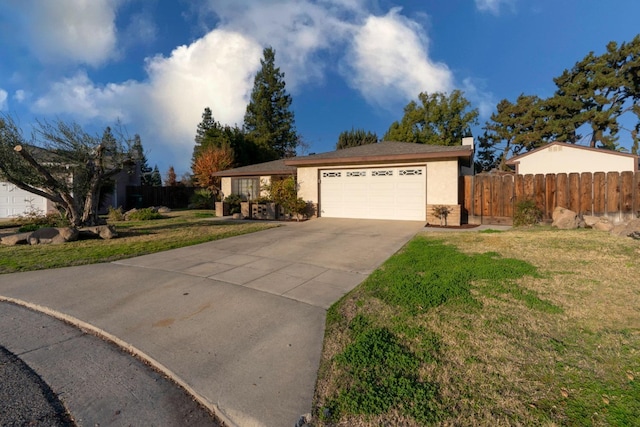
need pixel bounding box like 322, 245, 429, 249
231, 177, 260, 200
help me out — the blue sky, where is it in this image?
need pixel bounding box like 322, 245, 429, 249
1, 0, 639, 176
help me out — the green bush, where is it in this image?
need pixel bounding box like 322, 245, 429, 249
224, 194, 242, 214
107, 206, 125, 222
262, 176, 309, 219
13, 205, 69, 230
189, 188, 215, 209
127, 208, 163, 221
513, 199, 543, 226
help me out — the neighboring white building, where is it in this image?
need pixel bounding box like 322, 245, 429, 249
506, 141, 639, 175
0, 161, 141, 219
216, 140, 475, 225
0, 182, 55, 218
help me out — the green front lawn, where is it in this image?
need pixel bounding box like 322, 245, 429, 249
0, 210, 277, 274
315, 228, 640, 426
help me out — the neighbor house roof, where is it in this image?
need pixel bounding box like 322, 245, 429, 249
506, 141, 639, 166
212, 158, 296, 177
285, 141, 473, 167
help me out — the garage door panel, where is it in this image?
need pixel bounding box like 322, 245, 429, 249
320, 166, 426, 221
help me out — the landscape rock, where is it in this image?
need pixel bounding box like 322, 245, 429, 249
593, 221, 614, 232
0, 232, 32, 246
610, 218, 640, 238
156, 206, 171, 213
552, 207, 580, 229
28, 227, 79, 245
583, 215, 614, 231
123, 208, 139, 220
583, 215, 600, 227
295, 413, 312, 427
79, 225, 118, 240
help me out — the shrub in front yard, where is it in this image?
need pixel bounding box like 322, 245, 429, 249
189, 188, 215, 209
513, 199, 543, 226
224, 194, 242, 215
126, 207, 163, 221
107, 206, 125, 222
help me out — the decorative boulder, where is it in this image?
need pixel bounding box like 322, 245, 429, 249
610, 218, 640, 238
0, 232, 32, 246
28, 227, 79, 245
583, 215, 614, 232
79, 225, 118, 240
123, 208, 137, 220
583, 215, 600, 227
552, 207, 580, 230
156, 206, 171, 213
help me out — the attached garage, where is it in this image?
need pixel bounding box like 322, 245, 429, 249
319, 166, 426, 220
0, 182, 50, 219
216, 140, 475, 225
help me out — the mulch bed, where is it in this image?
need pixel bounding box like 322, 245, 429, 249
424, 223, 481, 229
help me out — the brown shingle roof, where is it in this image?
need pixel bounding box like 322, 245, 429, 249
212, 159, 296, 177
214, 141, 473, 176
285, 141, 472, 166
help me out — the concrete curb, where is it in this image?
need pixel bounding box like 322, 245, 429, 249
0, 295, 236, 427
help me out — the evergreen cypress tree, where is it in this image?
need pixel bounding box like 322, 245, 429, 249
132, 134, 153, 186
150, 165, 162, 187
244, 47, 298, 159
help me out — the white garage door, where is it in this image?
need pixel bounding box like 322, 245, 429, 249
0, 182, 48, 218
319, 166, 426, 221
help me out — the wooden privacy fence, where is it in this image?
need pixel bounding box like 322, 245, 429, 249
463, 172, 640, 225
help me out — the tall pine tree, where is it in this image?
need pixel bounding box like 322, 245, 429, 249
150, 165, 162, 187
132, 134, 153, 186
244, 47, 298, 159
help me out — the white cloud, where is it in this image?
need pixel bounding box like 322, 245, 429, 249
143, 30, 263, 152
32, 71, 135, 121
32, 30, 262, 172
13, 90, 28, 103
6, 0, 119, 66
25, 1, 461, 172
462, 78, 495, 119
123, 11, 157, 46
204, 0, 356, 90
343, 8, 453, 107
475, 0, 516, 15
0, 89, 8, 110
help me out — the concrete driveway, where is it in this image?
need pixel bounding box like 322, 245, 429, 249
0, 218, 423, 426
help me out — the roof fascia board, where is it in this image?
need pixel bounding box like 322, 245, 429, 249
285, 151, 471, 166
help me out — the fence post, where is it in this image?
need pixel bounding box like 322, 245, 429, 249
580, 173, 593, 216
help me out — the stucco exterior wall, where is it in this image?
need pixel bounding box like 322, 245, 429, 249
259, 176, 272, 197
296, 166, 319, 203
221, 177, 231, 199
426, 159, 459, 205
514, 145, 637, 175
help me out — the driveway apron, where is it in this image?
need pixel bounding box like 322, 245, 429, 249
0, 218, 423, 426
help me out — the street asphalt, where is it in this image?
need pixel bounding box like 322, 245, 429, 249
0, 218, 428, 426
